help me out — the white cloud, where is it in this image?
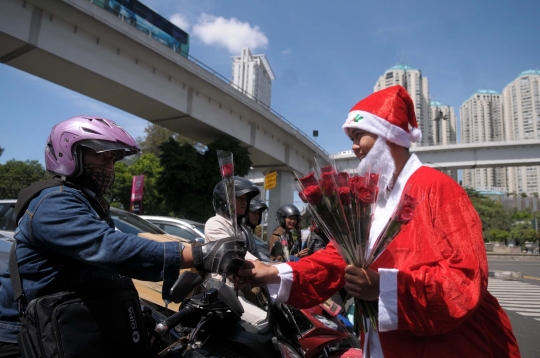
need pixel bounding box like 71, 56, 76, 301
169, 13, 190, 31
192, 14, 268, 54
282, 49, 291, 55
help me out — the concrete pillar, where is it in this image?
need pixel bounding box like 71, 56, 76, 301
266, 170, 295, 239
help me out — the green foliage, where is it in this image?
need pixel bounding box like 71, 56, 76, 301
0, 146, 4, 157
136, 123, 195, 157
108, 153, 166, 215
509, 223, 537, 246
157, 137, 252, 222
510, 209, 533, 221
465, 188, 512, 241
520, 192, 528, 198
0, 160, 50, 198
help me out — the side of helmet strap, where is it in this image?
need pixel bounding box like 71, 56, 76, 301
73, 145, 85, 178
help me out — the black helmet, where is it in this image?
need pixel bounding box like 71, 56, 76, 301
276, 204, 300, 227
213, 176, 260, 219
246, 199, 268, 227
249, 199, 268, 213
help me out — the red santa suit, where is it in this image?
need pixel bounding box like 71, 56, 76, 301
269, 154, 520, 357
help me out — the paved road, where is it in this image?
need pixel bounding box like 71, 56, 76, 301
488, 259, 540, 279
488, 276, 540, 357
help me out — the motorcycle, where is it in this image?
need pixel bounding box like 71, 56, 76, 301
153, 271, 362, 357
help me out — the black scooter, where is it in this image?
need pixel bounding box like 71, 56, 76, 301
152, 271, 360, 358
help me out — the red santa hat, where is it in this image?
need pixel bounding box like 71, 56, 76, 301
342, 85, 422, 148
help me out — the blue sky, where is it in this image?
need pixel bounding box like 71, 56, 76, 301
1, 0, 539, 166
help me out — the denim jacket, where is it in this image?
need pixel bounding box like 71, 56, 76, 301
0, 184, 183, 343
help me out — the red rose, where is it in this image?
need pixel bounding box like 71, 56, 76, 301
304, 185, 323, 205
338, 186, 351, 206
396, 195, 417, 222
337, 172, 349, 187
368, 173, 380, 186
220, 163, 234, 178
396, 205, 415, 222
298, 191, 308, 203
299, 172, 318, 188
321, 178, 335, 197
321, 171, 337, 180
349, 175, 365, 193
320, 165, 335, 173
357, 185, 377, 204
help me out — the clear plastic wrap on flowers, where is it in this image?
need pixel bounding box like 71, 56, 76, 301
217, 149, 237, 237
294, 158, 421, 332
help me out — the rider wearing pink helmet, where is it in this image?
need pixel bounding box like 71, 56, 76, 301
0, 116, 247, 357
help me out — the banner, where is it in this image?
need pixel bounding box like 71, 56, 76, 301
130, 175, 145, 214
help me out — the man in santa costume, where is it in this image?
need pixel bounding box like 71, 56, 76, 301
237, 85, 521, 357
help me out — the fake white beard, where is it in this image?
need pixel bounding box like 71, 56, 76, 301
356, 138, 396, 200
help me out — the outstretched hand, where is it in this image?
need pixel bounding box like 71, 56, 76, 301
235, 260, 281, 289
344, 265, 380, 301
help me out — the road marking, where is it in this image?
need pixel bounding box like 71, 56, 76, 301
489, 278, 540, 321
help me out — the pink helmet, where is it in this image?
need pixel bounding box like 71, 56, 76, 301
45, 116, 141, 177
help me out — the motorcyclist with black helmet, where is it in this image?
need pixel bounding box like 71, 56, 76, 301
204, 177, 267, 325
268, 204, 301, 262
244, 198, 268, 234
0, 116, 247, 357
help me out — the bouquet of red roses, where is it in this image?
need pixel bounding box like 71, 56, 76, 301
217, 150, 237, 237
296, 160, 420, 332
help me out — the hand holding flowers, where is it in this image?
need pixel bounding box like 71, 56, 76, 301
295, 160, 421, 332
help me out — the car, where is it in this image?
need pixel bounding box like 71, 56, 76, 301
0, 199, 192, 242
0, 200, 16, 240
140, 216, 205, 244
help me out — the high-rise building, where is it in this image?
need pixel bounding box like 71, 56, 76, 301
460, 90, 506, 191
430, 101, 458, 180
374, 65, 431, 146
503, 70, 540, 195
231, 48, 275, 108
430, 101, 457, 145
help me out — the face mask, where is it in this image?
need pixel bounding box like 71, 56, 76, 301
79, 164, 115, 196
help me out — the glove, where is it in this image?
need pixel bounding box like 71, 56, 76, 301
192, 237, 247, 275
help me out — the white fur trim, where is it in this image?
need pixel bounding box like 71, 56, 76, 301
267, 263, 293, 303
378, 268, 399, 331
342, 110, 412, 148
409, 127, 422, 143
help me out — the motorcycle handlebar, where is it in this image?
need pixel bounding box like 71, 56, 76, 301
155, 305, 197, 335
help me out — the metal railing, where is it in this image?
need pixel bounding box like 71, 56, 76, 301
88, 0, 329, 157
183, 53, 330, 157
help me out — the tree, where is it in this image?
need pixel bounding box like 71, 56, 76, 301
465, 188, 512, 241
136, 123, 196, 157
0, 146, 4, 157
108, 153, 166, 215
157, 138, 206, 220
157, 137, 252, 222
520, 192, 528, 198
0, 160, 50, 198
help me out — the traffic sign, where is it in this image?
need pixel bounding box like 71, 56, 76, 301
264, 171, 278, 190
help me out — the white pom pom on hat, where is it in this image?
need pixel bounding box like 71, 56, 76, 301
342, 85, 422, 148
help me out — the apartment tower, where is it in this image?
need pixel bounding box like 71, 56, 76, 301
231, 48, 275, 108
374, 65, 432, 146
430, 101, 458, 180
503, 70, 540, 195
460, 90, 506, 191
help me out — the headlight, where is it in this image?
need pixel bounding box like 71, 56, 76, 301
312, 314, 338, 330
277, 342, 303, 358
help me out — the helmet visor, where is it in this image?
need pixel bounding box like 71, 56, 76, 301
78, 139, 141, 166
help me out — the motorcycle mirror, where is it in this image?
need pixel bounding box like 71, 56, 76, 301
169, 271, 203, 303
